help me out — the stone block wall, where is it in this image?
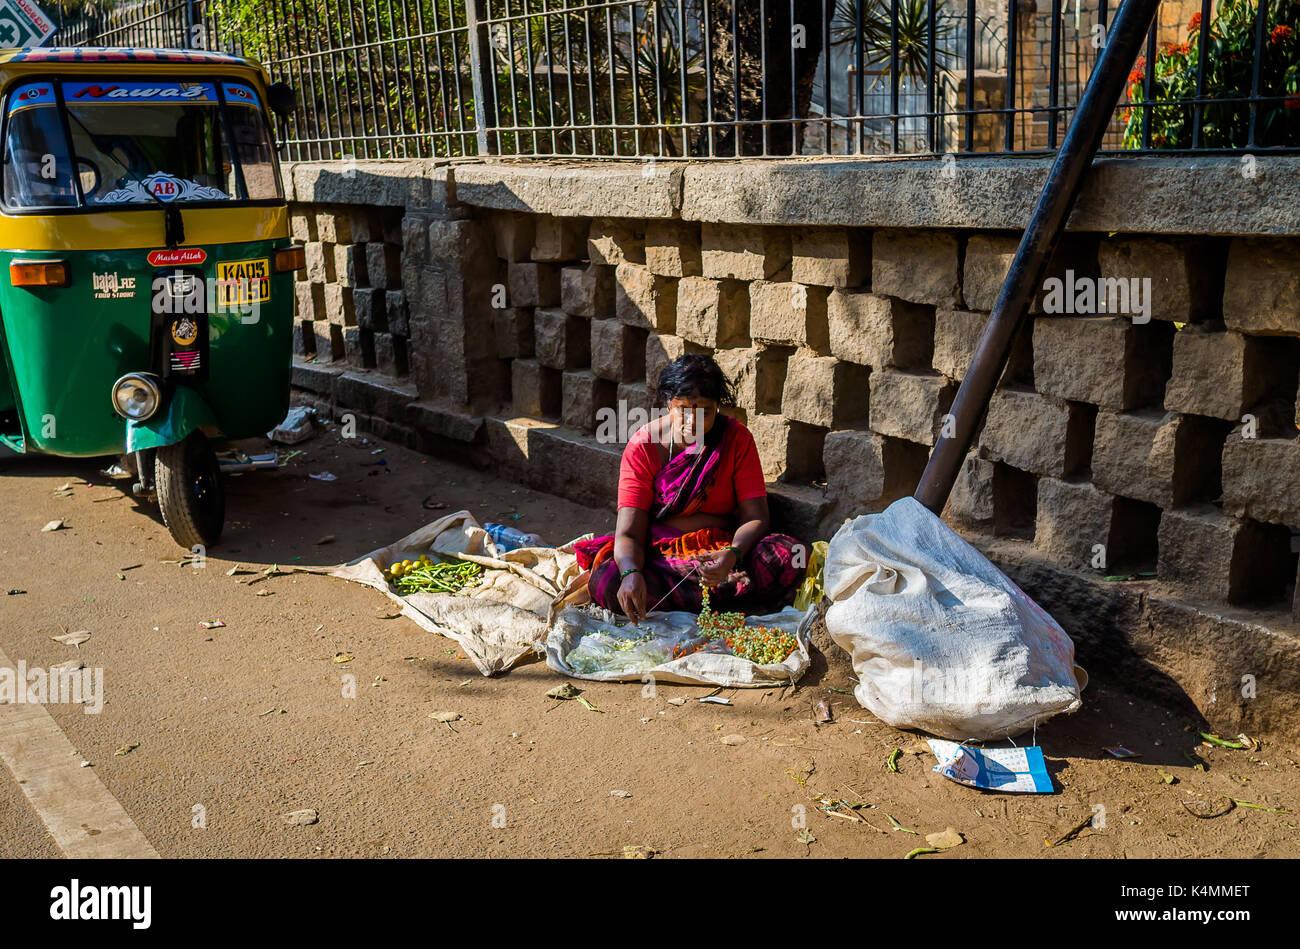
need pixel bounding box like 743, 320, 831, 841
291, 204, 410, 377
279, 156, 1300, 738
472, 214, 1300, 613
281, 157, 1300, 616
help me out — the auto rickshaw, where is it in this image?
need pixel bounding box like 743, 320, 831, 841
0, 47, 304, 549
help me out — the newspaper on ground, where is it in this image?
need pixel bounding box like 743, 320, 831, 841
927, 739, 1054, 794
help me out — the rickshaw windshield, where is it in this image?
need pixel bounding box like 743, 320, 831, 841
2, 78, 280, 210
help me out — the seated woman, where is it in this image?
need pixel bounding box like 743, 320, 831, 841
575, 354, 805, 621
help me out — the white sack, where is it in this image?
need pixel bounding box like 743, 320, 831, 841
823, 497, 1085, 740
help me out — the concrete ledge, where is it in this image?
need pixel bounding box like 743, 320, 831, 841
290, 361, 344, 397
284, 159, 452, 210
291, 361, 420, 414
286, 155, 1300, 235
333, 371, 418, 419
485, 415, 621, 510
680, 155, 1300, 235
406, 400, 484, 444
447, 160, 683, 219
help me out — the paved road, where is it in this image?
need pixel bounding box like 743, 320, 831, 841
2, 415, 1296, 858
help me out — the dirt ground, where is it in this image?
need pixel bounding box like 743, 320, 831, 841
1, 414, 1297, 859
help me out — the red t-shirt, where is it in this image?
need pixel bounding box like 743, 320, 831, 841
617, 420, 767, 515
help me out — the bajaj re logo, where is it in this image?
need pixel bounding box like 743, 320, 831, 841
92, 271, 137, 300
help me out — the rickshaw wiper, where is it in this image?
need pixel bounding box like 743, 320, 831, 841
64, 110, 186, 249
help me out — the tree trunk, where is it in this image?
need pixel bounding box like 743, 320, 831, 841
702, 0, 826, 156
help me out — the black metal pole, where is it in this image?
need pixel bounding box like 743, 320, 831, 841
913, 0, 1162, 513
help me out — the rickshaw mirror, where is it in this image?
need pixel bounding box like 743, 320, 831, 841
267, 82, 296, 119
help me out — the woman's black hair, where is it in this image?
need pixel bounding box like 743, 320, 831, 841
654, 353, 737, 407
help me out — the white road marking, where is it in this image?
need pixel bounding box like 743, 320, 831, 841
0, 645, 159, 858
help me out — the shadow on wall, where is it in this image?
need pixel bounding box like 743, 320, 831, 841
292, 165, 443, 210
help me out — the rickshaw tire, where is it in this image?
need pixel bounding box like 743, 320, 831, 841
155, 433, 225, 550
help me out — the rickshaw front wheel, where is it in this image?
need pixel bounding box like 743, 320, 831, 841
155, 433, 225, 550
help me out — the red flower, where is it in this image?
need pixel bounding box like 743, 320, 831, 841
1128, 55, 1146, 84
1270, 25, 1293, 45
1188, 12, 1201, 32
1287, 96, 1300, 111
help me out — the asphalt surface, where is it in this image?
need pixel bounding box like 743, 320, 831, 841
2, 418, 1297, 859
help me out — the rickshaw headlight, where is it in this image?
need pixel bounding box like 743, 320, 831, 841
273, 246, 306, 273
10, 259, 68, 288
111, 374, 162, 421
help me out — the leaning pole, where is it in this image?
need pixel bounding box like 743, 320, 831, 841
913, 0, 1164, 513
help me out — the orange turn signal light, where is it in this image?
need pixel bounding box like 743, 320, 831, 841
273, 246, 306, 273
10, 259, 68, 288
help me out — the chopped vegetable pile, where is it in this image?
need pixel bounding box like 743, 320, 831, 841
671, 586, 799, 665
385, 555, 484, 595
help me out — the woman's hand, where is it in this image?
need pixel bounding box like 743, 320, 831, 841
617, 570, 648, 624
695, 547, 738, 587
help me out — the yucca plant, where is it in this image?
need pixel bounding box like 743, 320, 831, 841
831, 0, 955, 81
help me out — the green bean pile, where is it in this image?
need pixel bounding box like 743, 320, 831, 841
389, 559, 484, 595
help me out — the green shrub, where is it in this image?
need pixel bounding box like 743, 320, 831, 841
1122, 0, 1299, 149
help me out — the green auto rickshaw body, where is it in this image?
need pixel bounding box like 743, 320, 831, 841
0, 236, 294, 457
0, 47, 295, 460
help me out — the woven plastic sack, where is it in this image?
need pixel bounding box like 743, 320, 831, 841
823, 497, 1085, 740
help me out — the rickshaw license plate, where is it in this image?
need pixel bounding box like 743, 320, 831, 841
215, 258, 271, 306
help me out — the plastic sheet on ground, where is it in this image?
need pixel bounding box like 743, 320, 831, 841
546, 603, 815, 687
267, 405, 315, 444
330, 510, 582, 676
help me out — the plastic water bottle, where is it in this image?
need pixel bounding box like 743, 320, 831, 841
484, 522, 545, 551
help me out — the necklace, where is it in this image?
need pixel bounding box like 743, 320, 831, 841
666, 423, 683, 461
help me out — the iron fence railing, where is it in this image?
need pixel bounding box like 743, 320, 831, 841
56, 0, 1300, 161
